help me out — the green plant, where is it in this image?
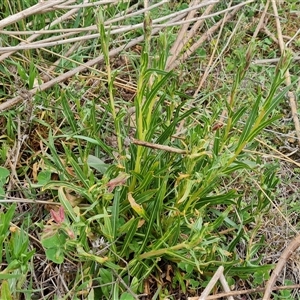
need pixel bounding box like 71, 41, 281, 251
35, 14, 294, 297
0, 167, 9, 198
0, 204, 35, 299
0, 1, 299, 298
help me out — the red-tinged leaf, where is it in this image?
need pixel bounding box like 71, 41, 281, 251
107, 173, 130, 192
50, 206, 65, 224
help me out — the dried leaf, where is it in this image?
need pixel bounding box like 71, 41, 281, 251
107, 172, 130, 192
50, 206, 65, 224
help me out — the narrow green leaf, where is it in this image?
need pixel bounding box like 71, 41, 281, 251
157, 105, 196, 144
0, 280, 13, 300
112, 283, 119, 300
237, 94, 261, 148
111, 189, 120, 241
143, 70, 173, 110
61, 91, 78, 133
246, 115, 281, 142
119, 218, 139, 258
64, 146, 89, 189
231, 106, 248, 127
138, 180, 167, 255
43, 180, 94, 203
263, 81, 296, 118
0, 204, 16, 235
73, 135, 112, 154
46, 131, 71, 179
58, 187, 79, 222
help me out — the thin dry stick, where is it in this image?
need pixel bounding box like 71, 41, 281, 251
0, 2, 249, 55
252, 55, 300, 65
168, 6, 241, 71
0, 1, 87, 62
178, 3, 217, 66
167, 0, 200, 66
286, 26, 300, 47
270, 0, 300, 146
153, 0, 219, 25
1, 12, 228, 53
131, 138, 188, 154
194, 0, 234, 94
0, 1, 165, 57
157, 0, 254, 28
54, 0, 118, 9
261, 25, 279, 44
168, 0, 216, 136
219, 273, 234, 300
0, 1, 162, 36
49, 37, 87, 72
252, 0, 270, 39
188, 284, 300, 300
263, 234, 300, 299
198, 266, 224, 300
167, 0, 215, 68
0, 0, 67, 29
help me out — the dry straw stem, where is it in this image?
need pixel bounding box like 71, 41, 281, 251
0, 7, 185, 112
197, 266, 225, 300
209, 1, 271, 139
263, 235, 300, 299
252, 55, 300, 65
196, 266, 234, 300
167, 0, 216, 68
0, 1, 164, 36
0, 2, 236, 53
0, 0, 67, 29
188, 284, 300, 300
0, 4, 171, 52
0, 34, 144, 112
195, 0, 238, 93
0, 1, 218, 54
269, 0, 300, 147
53, 0, 118, 9
0, 0, 90, 62
167, 5, 242, 71
219, 272, 234, 300
130, 138, 188, 154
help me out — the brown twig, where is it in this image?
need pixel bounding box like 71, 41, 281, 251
0, 0, 67, 30
167, 0, 216, 69
167, 6, 241, 71
196, 266, 234, 300
263, 234, 300, 299
188, 284, 300, 300
130, 138, 188, 154
270, 0, 300, 147
198, 266, 225, 300
194, 0, 240, 94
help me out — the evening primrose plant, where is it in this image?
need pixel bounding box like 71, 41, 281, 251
0, 1, 298, 299
36, 14, 294, 298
